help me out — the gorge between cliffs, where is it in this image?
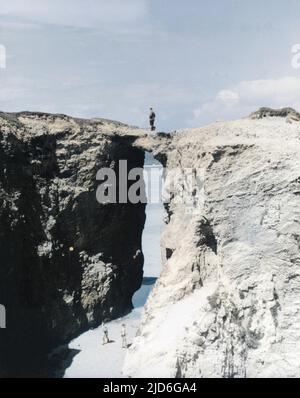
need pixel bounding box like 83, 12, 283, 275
0, 108, 300, 378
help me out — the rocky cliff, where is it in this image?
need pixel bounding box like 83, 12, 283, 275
0, 112, 146, 377
124, 109, 300, 378
1, 108, 300, 378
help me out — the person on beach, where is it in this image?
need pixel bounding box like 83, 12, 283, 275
102, 323, 109, 345
121, 324, 127, 349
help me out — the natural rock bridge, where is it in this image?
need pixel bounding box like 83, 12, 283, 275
1, 108, 300, 377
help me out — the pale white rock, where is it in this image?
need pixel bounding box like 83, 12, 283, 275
124, 114, 300, 378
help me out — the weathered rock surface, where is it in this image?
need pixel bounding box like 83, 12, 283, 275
1, 107, 300, 378
124, 110, 300, 378
0, 112, 146, 376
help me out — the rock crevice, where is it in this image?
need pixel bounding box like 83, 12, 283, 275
1, 108, 300, 378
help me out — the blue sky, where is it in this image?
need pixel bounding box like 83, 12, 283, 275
1, 0, 300, 130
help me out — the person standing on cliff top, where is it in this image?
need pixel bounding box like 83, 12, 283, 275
149, 107, 156, 131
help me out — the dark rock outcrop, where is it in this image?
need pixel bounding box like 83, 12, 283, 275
0, 112, 146, 377
250, 107, 300, 121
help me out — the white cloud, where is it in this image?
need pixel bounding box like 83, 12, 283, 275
0, 0, 148, 27
216, 89, 239, 104
193, 76, 300, 124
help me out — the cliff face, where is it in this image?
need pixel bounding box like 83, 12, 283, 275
1, 108, 300, 378
125, 111, 300, 378
0, 112, 146, 376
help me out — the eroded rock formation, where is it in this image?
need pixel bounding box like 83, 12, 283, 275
1, 107, 300, 378
125, 109, 300, 378
0, 112, 146, 376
